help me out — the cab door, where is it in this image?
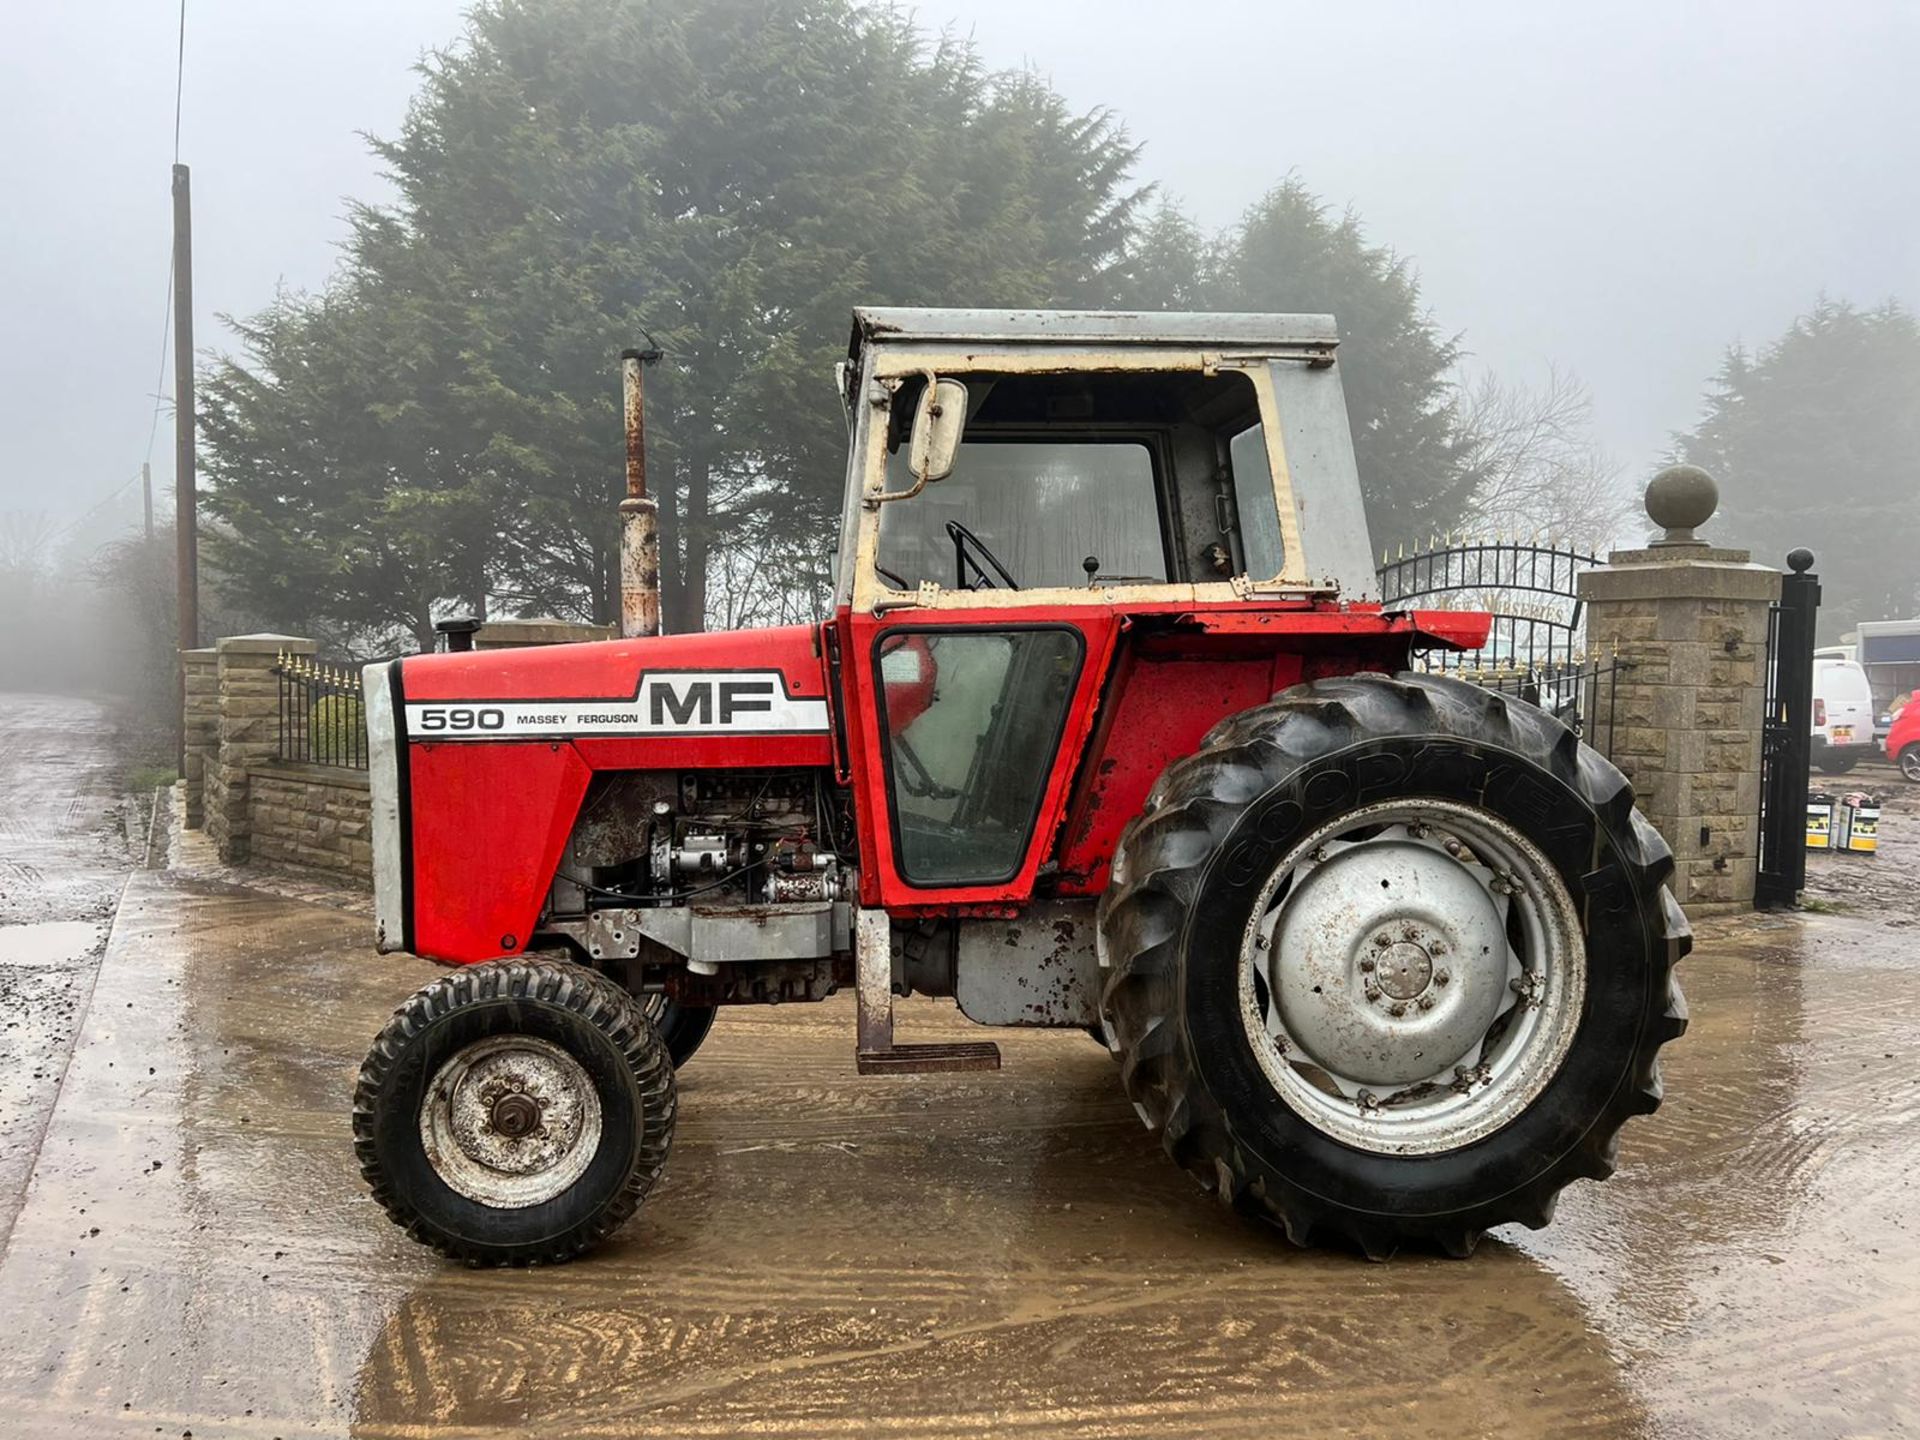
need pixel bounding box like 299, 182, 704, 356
839, 608, 1117, 911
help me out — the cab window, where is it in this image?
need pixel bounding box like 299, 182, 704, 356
875, 369, 1284, 591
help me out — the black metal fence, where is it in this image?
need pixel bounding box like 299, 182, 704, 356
274, 653, 368, 769
1379, 536, 1607, 674
1379, 536, 1626, 761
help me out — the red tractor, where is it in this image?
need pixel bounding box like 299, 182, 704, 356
354, 309, 1689, 1264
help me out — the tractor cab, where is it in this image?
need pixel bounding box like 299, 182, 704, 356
835, 308, 1379, 609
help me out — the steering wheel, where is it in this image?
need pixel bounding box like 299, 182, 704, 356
944, 520, 1020, 590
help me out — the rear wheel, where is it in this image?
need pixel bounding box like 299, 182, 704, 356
1098, 672, 1689, 1258
353, 957, 675, 1266
1816, 750, 1859, 775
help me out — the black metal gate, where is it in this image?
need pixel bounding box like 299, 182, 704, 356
1377, 537, 1627, 761
1755, 550, 1821, 909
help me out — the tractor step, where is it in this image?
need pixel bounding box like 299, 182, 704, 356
854, 908, 1002, 1077
857, 1041, 1001, 1075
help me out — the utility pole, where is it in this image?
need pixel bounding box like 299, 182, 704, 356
172, 162, 199, 769
141, 462, 153, 541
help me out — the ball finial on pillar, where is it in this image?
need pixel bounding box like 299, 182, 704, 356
1645, 464, 1719, 546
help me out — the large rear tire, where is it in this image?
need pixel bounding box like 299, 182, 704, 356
1816, 751, 1859, 775
1098, 672, 1689, 1258
353, 957, 675, 1266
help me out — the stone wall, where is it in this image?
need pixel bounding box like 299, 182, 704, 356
205, 635, 314, 863
247, 763, 373, 884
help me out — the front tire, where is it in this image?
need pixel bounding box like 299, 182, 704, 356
1897, 745, 1920, 783
353, 958, 675, 1266
1098, 672, 1689, 1258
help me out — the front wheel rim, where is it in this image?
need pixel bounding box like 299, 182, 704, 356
1237, 798, 1587, 1156
1902, 749, 1920, 782
420, 1034, 604, 1208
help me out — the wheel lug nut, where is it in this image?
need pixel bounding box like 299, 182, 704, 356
1372, 933, 1392, 949
1388, 1001, 1407, 1017
1364, 985, 1382, 1003
1444, 838, 1464, 857
1359, 958, 1376, 972
1417, 994, 1436, 1010
1435, 969, 1450, 985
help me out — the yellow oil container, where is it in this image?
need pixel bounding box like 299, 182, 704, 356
1806, 794, 1835, 850
1835, 793, 1879, 855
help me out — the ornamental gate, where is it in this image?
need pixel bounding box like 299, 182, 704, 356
1376, 536, 1626, 760
1755, 550, 1821, 909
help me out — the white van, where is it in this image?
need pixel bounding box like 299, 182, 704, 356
1812, 658, 1876, 773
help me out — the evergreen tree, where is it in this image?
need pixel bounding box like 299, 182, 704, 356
202, 0, 1143, 637
1199, 180, 1480, 544
1675, 299, 1920, 639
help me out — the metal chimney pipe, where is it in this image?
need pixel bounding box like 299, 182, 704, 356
618, 345, 663, 638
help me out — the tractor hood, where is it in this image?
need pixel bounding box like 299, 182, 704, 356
393, 623, 833, 741
364, 624, 836, 962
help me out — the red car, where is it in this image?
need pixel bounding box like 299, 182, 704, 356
1887, 701, 1920, 782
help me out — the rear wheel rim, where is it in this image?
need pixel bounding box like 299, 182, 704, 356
1237, 798, 1586, 1156
420, 1034, 604, 1208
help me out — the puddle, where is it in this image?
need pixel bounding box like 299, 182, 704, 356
0, 920, 105, 969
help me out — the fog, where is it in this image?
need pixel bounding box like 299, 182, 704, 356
3, 0, 1916, 544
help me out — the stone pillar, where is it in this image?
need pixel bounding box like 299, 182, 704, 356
1578, 467, 1781, 913
207, 634, 315, 863
179, 647, 218, 828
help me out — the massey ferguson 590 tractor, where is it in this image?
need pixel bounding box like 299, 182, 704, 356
354, 309, 1689, 1264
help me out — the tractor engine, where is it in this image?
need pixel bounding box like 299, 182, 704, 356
538, 769, 857, 1007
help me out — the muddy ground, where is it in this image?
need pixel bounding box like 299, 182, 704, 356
0, 693, 141, 1251
0, 708, 1914, 1437
1803, 755, 1920, 924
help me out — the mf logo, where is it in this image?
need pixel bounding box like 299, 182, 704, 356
644, 676, 774, 727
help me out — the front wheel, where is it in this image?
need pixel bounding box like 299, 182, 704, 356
1098, 672, 1689, 1258
1897, 745, 1920, 783
353, 958, 675, 1265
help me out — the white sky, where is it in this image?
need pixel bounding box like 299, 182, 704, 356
5, 0, 1916, 551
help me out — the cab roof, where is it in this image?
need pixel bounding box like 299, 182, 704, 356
848, 307, 1340, 361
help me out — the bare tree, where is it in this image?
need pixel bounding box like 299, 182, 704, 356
703, 470, 832, 633
0, 510, 57, 580
1457, 368, 1636, 553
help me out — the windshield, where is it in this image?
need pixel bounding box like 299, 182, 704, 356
873, 368, 1284, 592
879, 440, 1165, 590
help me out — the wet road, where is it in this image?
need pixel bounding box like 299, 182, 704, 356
0, 693, 134, 1251
1, 851, 1916, 1437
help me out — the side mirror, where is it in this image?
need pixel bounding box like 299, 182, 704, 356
908, 377, 968, 485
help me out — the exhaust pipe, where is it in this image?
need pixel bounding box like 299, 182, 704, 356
619, 345, 663, 638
